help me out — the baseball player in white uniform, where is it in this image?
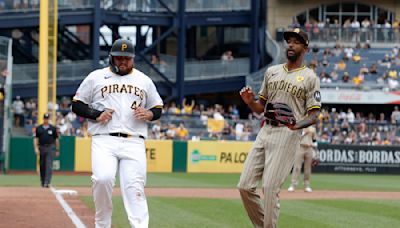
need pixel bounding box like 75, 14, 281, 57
72, 39, 163, 228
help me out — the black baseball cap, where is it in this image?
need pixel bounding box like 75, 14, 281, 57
283, 28, 309, 47
43, 113, 50, 119
110, 39, 135, 58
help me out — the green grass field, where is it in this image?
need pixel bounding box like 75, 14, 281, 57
1, 173, 400, 191
2, 173, 400, 227
81, 196, 400, 228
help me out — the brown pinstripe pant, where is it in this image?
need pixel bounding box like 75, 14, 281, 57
238, 125, 301, 228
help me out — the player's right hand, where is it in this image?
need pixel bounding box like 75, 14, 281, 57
96, 109, 114, 124
239, 86, 255, 105
34, 148, 39, 155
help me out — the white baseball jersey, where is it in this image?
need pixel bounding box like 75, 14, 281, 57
73, 67, 163, 138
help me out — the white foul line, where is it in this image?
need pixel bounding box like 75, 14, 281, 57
50, 186, 86, 228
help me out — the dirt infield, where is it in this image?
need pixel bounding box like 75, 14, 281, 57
1, 187, 400, 227
0, 187, 76, 228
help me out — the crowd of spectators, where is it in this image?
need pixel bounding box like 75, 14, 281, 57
306, 43, 400, 90
317, 106, 400, 145
11, 96, 400, 145
12, 96, 88, 138
0, 0, 39, 11
148, 99, 258, 141
290, 18, 400, 43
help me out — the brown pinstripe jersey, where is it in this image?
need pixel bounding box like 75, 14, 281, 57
258, 64, 321, 121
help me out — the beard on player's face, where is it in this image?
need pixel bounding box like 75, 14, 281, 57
113, 56, 134, 74
285, 37, 306, 62
286, 48, 301, 62
117, 64, 133, 74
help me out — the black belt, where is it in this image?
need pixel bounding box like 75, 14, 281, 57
109, 132, 145, 139
265, 119, 282, 127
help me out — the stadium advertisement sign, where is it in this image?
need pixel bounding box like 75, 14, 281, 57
74, 138, 173, 172
146, 140, 173, 172
315, 144, 400, 174
321, 90, 400, 104
187, 141, 252, 173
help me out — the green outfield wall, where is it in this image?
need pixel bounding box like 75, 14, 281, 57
8, 136, 400, 174
9, 136, 181, 173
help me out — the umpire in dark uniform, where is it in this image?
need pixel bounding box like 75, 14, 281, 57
33, 113, 60, 188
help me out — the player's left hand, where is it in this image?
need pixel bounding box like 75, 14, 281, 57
311, 158, 320, 167
134, 107, 153, 121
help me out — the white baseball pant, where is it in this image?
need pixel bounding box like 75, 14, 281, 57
91, 135, 148, 228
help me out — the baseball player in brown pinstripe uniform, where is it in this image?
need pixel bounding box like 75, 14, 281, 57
288, 125, 320, 193
237, 28, 321, 228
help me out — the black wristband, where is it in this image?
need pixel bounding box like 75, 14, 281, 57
72, 100, 103, 120
149, 107, 162, 121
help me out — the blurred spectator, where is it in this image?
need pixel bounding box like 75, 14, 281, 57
167, 102, 180, 114
165, 124, 177, 139
176, 123, 189, 140
320, 70, 332, 83
323, 48, 332, 56
342, 72, 350, 83
360, 64, 369, 75
387, 71, 399, 90
213, 105, 224, 120
338, 109, 347, 122
151, 54, 167, 73
392, 46, 399, 56
221, 121, 234, 140
336, 60, 347, 71
76, 120, 89, 138
351, 19, 361, 42
320, 56, 329, 68
377, 76, 385, 85
311, 45, 319, 54
57, 118, 71, 135
383, 20, 391, 41
361, 18, 371, 41
379, 54, 391, 68
352, 72, 364, 87
377, 113, 388, 132
363, 40, 371, 49
235, 122, 244, 141
151, 121, 162, 139
12, 96, 25, 127
366, 113, 376, 124
343, 46, 353, 61
344, 130, 357, 144
391, 106, 400, 124
182, 98, 195, 115
330, 70, 339, 82
370, 63, 378, 74
309, 58, 318, 71
352, 52, 361, 63
347, 109, 355, 124
370, 127, 381, 145
393, 20, 400, 42
228, 105, 239, 120
221, 50, 234, 62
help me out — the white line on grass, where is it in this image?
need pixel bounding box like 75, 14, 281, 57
50, 186, 86, 228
